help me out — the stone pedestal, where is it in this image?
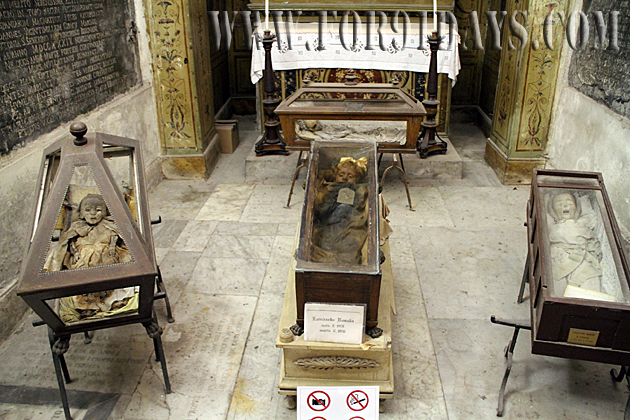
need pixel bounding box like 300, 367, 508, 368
276, 240, 395, 398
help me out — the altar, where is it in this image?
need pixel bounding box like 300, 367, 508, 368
250, 21, 460, 135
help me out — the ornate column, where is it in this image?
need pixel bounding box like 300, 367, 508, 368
145, 0, 218, 178
485, 0, 571, 184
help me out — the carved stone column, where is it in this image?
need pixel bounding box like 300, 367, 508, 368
485, 0, 570, 184
145, 0, 218, 178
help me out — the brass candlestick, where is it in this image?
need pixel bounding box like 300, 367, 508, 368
417, 31, 447, 158
255, 30, 289, 156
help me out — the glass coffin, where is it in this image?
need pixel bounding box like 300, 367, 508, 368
17, 123, 157, 335
275, 73, 426, 153
295, 140, 381, 335
526, 169, 630, 365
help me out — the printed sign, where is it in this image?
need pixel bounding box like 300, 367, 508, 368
347, 390, 369, 411
304, 303, 365, 344
298, 386, 379, 420
307, 391, 331, 411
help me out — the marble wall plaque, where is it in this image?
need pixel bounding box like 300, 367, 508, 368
0, 0, 140, 155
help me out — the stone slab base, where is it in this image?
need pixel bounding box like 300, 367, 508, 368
161, 134, 220, 179
276, 239, 395, 398
245, 136, 463, 183
485, 139, 546, 185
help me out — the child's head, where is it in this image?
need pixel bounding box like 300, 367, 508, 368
334, 157, 367, 183
552, 192, 578, 221
79, 194, 108, 225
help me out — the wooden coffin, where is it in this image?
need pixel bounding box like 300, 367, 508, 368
295, 140, 381, 332
527, 169, 630, 365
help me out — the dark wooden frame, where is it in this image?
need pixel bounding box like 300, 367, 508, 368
17, 130, 158, 335
294, 140, 381, 330
274, 82, 426, 154
526, 169, 630, 365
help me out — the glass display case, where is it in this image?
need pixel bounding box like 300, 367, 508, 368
274, 74, 426, 153
527, 169, 630, 364
17, 123, 158, 335
294, 139, 383, 337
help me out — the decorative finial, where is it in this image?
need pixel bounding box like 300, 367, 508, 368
70, 122, 88, 146
344, 69, 358, 86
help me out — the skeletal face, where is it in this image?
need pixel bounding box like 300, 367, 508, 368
553, 193, 577, 220
81, 197, 106, 225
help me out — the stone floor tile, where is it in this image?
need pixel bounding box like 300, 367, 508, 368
202, 235, 275, 260
240, 185, 304, 224
0, 319, 154, 395
195, 184, 256, 221
149, 180, 214, 220
121, 293, 258, 420
157, 250, 202, 308
213, 221, 279, 236
409, 226, 529, 320
430, 318, 627, 420
187, 257, 268, 296
439, 186, 530, 228
152, 219, 189, 249
277, 223, 298, 237
171, 220, 218, 252
225, 294, 285, 420
382, 186, 455, 228
260, 236, 296, 297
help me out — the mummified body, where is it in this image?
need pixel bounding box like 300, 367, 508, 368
311, 157, 370, 265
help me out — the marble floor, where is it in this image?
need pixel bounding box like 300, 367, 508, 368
0, 115, 628, 420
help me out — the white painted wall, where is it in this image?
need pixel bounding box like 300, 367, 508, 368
0, 0, 161, 341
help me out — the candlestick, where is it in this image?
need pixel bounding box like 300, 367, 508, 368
433, 0, 438, 32
265, 0, 269, 30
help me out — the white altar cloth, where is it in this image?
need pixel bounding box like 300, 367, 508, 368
251, 22, 460, 85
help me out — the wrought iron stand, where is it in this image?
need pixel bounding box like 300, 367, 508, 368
255, 30, 289, 157
494, 254, 630, 418
417, 32, 447, 159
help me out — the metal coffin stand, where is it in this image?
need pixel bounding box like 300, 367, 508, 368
277, 140, 394, 407
16, 123, 172, 420
492, 169, 630, 417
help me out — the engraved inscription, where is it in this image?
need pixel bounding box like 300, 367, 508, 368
0, 0, 140, 155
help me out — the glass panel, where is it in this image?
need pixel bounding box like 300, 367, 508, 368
102, 143, 140, 223
295, 120, 407, 145
540, 187, 630, 303
42, 165, 134, 273
45, 286, 139, 325
296, 141, 379, 274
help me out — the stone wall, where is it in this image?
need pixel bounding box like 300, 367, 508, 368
0, 0, 162, 342
546, 0, 630, 238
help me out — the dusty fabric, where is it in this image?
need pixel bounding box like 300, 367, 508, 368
44, 217, 132, 272
311, 182, 369, 265
58, 288, 139, 324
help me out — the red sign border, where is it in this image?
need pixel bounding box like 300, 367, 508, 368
307, 390, 331, 412
346, 389, 369, 411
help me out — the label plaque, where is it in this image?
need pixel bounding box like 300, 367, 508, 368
567, 328, 600, 347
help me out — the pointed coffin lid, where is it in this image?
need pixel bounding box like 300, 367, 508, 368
18, 131, 156, 297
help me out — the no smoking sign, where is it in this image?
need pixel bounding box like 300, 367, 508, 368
298, 386, 379, 420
